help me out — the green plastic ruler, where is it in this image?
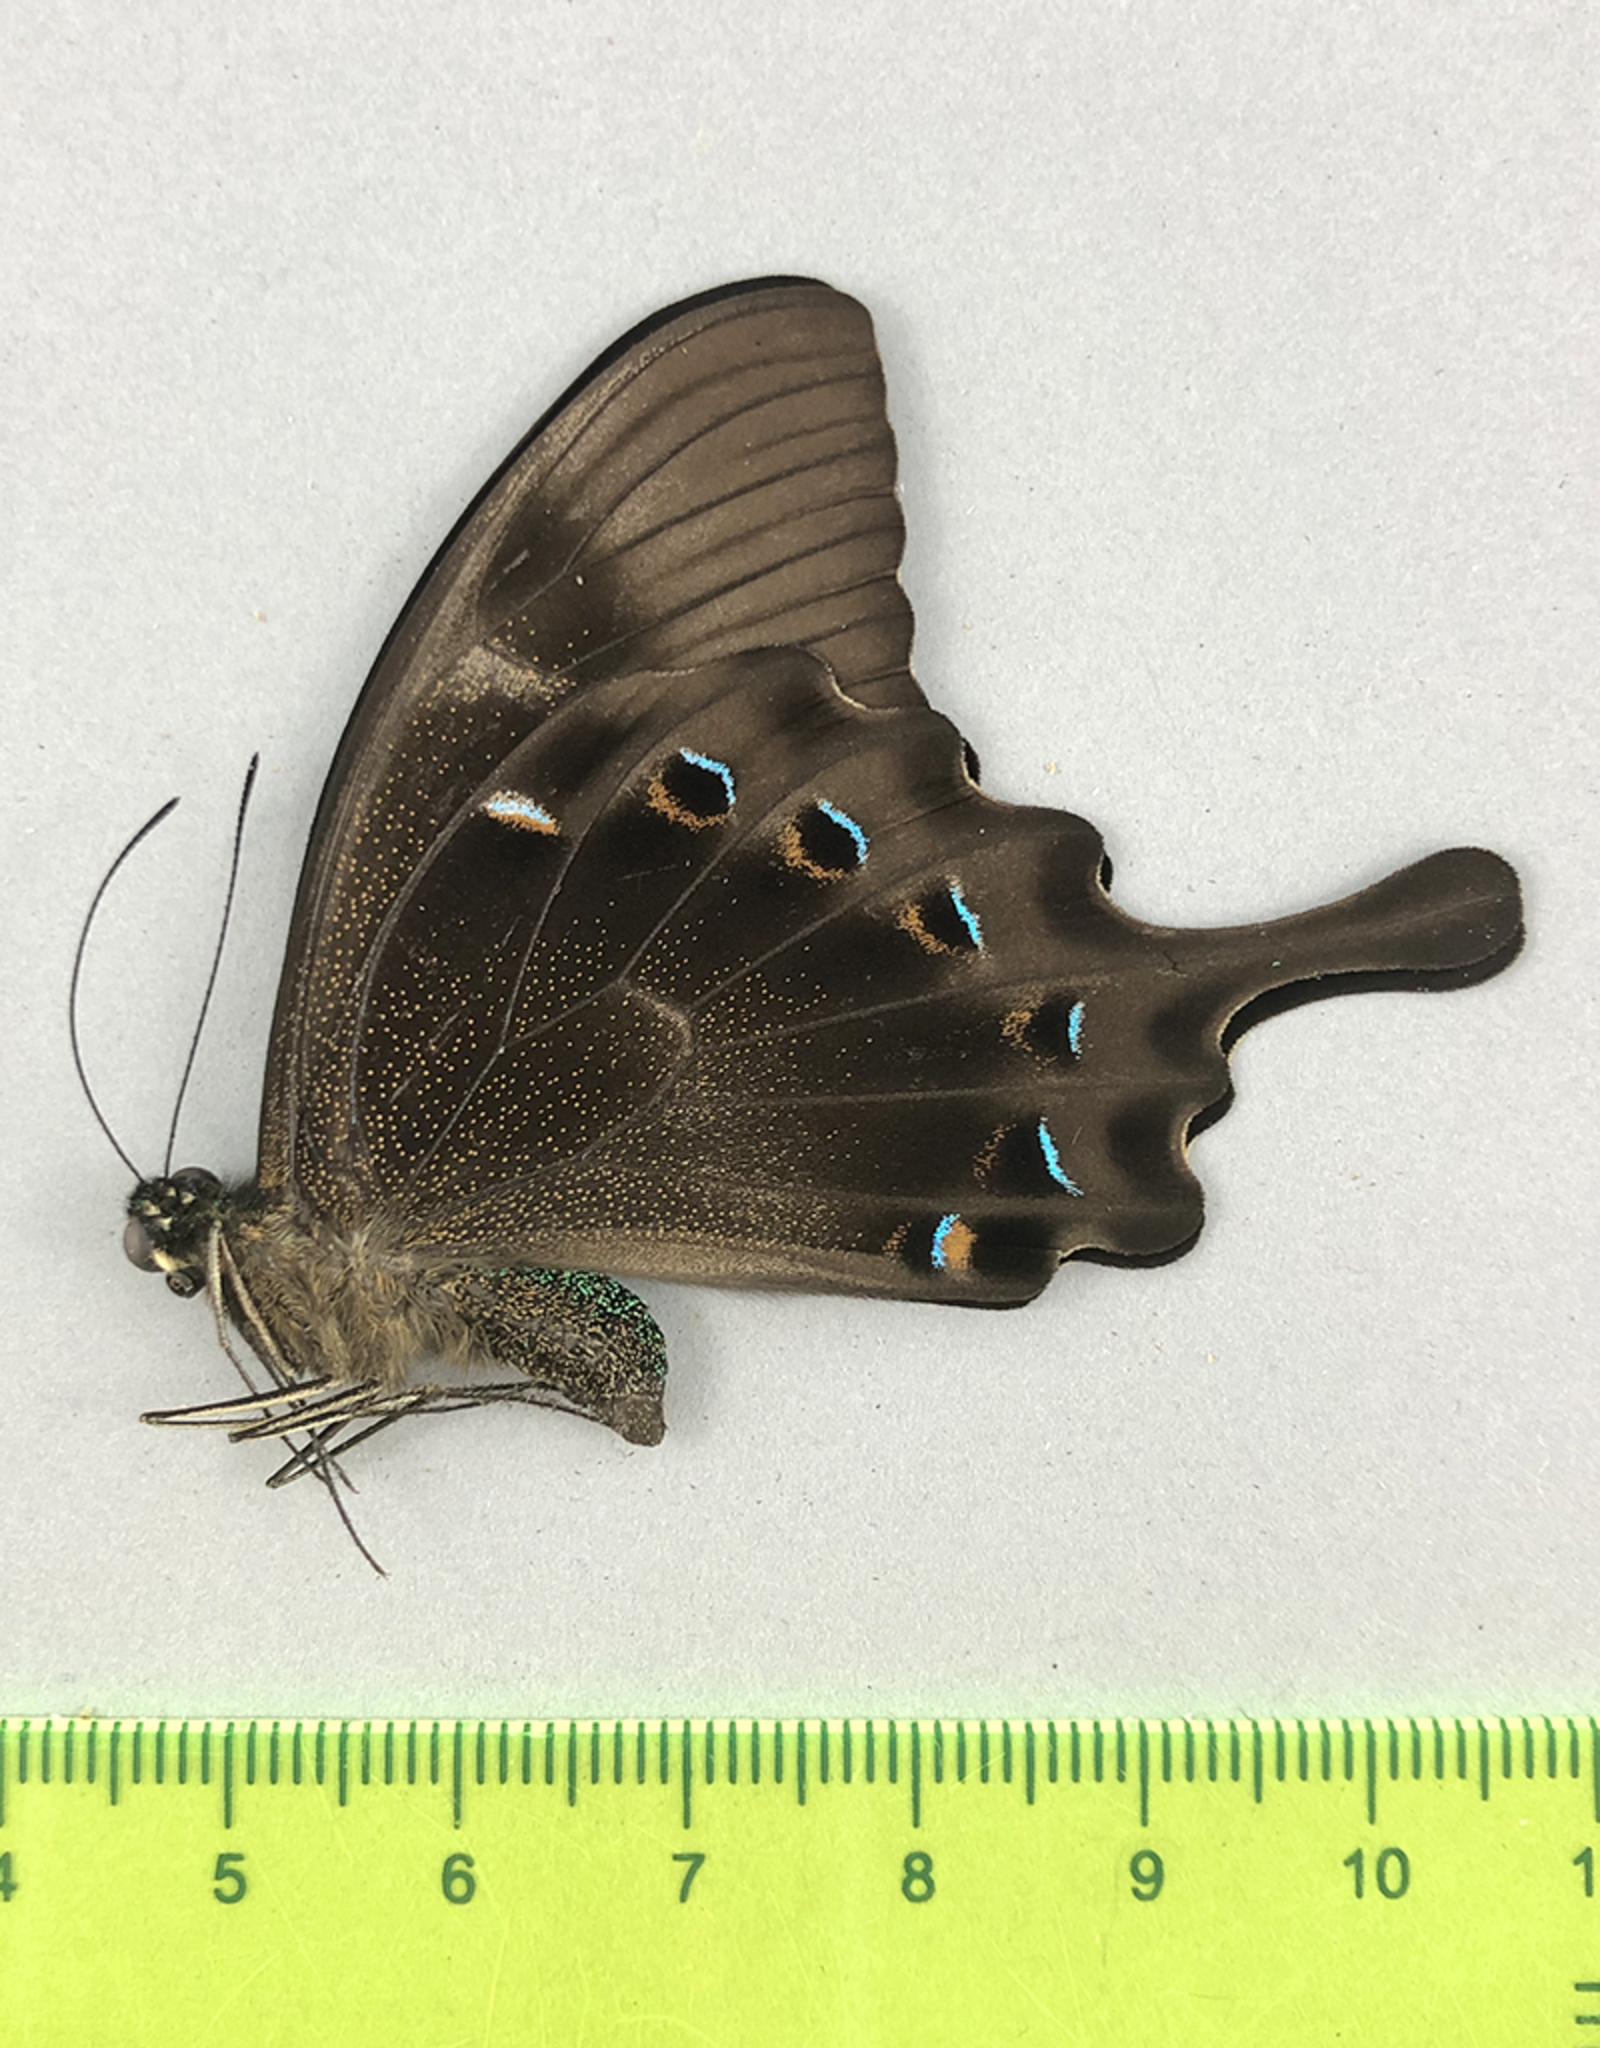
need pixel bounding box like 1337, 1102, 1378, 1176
1, 1715, 1595, 2044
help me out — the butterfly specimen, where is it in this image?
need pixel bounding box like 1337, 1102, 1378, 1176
95, 278, 1521, 1549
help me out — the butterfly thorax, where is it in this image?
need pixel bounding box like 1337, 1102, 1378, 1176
223, 1200, 474, 1391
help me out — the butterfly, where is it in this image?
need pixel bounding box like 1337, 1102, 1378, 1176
94, 277, 1521, 1558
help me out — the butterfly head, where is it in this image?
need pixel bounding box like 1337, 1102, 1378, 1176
124, 1167, 226, 1298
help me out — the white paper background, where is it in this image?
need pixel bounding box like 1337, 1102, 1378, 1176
2, 2, 1592, 1717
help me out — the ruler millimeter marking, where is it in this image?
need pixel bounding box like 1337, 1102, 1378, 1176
2, 1715, 1597, 2046
6, 1712, 1597, 1831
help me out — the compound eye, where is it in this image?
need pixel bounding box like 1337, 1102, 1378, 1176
123, 1215, 162, 1272
169, 1167, 222, 1198
165, 1270, 203, 1299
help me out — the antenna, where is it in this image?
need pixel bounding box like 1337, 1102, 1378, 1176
69, 794, 181, 1180
70, 754, 261, 1184
163, 754, 259, 1173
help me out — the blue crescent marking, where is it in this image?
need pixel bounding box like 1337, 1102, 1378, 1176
1037, 1119, 1083, 1196
1066, 1000, 1086, 1058
482, 793, 556, 830
930, 1212, 962, 1270
816, 799, 869, 864
949, 884, 983, 949
680, 747, 736, 806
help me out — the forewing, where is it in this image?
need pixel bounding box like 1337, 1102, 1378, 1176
260, 279, 917, 1202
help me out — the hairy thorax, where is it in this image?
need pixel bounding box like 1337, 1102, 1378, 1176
227, 1200, 474, 1390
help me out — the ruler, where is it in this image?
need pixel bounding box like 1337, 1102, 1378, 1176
1, 1715, 1595, 2044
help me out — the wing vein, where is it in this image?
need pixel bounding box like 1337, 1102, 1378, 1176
487, 364, 886, 620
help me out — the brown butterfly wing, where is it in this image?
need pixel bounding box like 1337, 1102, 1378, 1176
259, 279, 917, 1211
257, 277, 1522, 1312
293, 634, 1520, 1308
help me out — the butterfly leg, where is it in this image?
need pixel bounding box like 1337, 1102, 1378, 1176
264, 1410, 426, 1489
141, 1378, 338, 1427
261, 1366, 662, 1493
439, 1266, 668, 1446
